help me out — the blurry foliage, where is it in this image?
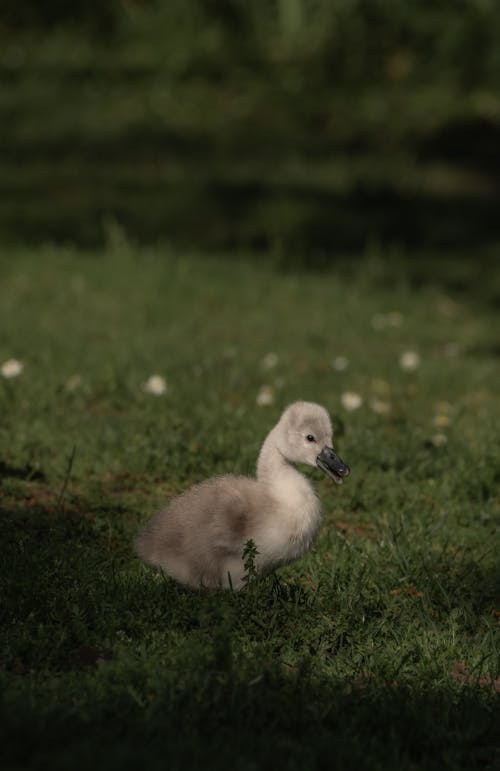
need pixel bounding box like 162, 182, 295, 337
3, 0, 500, 86
0, 0, 120, 32
1, 0, 500, 251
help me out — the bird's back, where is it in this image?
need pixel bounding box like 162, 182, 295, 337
135, 474, 270, 587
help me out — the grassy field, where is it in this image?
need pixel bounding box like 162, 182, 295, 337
1, 248, 499, 770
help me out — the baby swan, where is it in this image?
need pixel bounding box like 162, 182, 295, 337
135, 401, 350, 590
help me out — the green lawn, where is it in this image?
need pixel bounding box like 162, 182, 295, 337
1, 248, 499, 770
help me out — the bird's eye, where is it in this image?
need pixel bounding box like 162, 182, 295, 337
306, 434, 316, 442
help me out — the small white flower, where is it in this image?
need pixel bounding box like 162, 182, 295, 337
261, 352, 279, 370
143, 375, 167, 396
399, 351, 420, 371
256, 385, 274, 406
369, 398, 392, 415
332, 356, 349, 371
444, 342, 461, 357
65, 374, 82, 392
433, 414, 450, 428
371, 313, 387, 330
1, 358, 23, 378
341, 391, 363, 411
430, 433, 448, 447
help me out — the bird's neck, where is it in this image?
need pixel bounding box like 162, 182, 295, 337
256, 426, 306, 489
256, 426, 320, 540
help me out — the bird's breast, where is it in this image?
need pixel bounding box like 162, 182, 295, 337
257, 473, 321, 566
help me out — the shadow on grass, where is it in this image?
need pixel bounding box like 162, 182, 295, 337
0, 460, 46, 482
1, 501, 499, 770
2, 657, 498, 771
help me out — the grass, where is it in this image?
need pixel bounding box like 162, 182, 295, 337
0, 247, 499, 770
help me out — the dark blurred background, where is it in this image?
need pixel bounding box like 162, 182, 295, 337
1, 0, 500, 262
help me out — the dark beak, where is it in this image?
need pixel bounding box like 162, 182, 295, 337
316, 446, 350, 485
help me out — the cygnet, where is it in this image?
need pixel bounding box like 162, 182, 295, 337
135, 401, 350, 589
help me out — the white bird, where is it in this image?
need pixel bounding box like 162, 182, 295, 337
135, 401, 350, 590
